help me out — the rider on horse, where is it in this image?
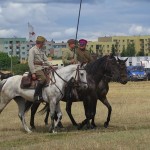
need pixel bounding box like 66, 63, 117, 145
28, 36, 52, 102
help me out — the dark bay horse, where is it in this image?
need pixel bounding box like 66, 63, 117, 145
25, 55, 123, 130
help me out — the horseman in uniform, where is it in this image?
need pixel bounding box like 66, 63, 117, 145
62, 39, 78, 66
28, 36, 52, 102
77, 39, 94, 64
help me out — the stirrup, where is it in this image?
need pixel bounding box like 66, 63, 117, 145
34, 95, 43, 102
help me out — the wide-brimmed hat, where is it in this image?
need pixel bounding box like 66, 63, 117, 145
36, 36, 46, 42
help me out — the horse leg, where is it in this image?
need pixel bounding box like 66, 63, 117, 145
91, 99, 97, 128
30, 102, 41, 129
0, 92, 12, 113
49, 100, 57, 133
44, 108, 50, 126
54, 102, 62, 128
14, 97, 32, 133
100, 97, 112, 128
66, 101, 78, 126
78, 98, 91, 130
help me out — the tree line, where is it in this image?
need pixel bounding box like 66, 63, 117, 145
112, 43, 145, 57
0, 52, 29, 75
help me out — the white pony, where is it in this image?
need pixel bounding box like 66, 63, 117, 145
0, 64, 88, 133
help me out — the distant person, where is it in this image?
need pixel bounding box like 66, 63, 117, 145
62, 39, 78, 66
28, 36, 52, 102
77, 39, 94, 64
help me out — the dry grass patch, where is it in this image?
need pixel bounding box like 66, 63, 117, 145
0, 81, 150, 149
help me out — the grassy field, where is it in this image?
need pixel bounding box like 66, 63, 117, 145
0, 81, 150, 150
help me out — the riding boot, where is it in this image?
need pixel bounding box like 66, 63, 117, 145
34, 83, 43, 102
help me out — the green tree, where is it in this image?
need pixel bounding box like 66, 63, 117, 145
136, 50, 145, 56
12, 56, 20, 65
126, 43, 136, 57
111, 44, 116, 55
13, 63, 29, 75
121, 47, 127, 57
0, 52, 11, 70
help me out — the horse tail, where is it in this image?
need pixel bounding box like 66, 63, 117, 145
38, 103, 49, 114
0, 79, 7, 92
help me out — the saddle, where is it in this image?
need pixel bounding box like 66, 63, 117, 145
20, 68, 55, 89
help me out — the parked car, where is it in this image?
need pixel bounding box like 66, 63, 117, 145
127, 66, 147, 81
144, 68, 150, 80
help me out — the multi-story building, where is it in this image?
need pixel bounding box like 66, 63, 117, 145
0, 38, 67, 63
0, 38, 27, 63
1, 35, 150, 64
87, 35, 150, 56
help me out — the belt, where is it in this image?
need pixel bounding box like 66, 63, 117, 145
34, 61, 43, 65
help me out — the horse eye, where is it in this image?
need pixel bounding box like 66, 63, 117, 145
80, 73, 84, 76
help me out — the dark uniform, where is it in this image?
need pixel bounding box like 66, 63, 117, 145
77, 39, 94, 64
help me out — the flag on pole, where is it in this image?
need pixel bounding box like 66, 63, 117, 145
28, 22, 35, 41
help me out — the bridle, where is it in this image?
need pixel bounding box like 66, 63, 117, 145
46, 65, 88, 96
74, 65, 88, 85
103, 57, 116, 80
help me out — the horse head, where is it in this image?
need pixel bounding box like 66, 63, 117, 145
104, 54, 120, 82
117, 57, 128, 84
74, 64, 88, 90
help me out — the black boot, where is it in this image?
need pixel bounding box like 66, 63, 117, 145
34, 83, 43, 102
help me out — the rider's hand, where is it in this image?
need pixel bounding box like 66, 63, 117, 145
32, 73, 36, 80
71, 59, 76, 64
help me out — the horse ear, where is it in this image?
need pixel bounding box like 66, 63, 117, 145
124, 58, 128, 62
109, 53, 114, 58
117, 56, 121, 62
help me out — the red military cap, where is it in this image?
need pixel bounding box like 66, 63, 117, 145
79, 39, 87, 45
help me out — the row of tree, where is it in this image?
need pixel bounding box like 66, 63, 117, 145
0, 52, 29, 75
112, 43, 145, 57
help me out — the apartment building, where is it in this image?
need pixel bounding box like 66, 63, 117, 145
0, 38, 67, 63
87, 35, 150, 56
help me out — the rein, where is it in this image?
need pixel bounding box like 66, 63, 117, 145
74, 65, 88, 85
48, 65, 87, 96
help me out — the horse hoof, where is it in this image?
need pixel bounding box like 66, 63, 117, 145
104, 122, 109, 128
73, 123, 78, 127
77, 123, 83, 130
27, 130, 32, 134
30, 126, 36, 130
91, 123, 97, 128
57, 122, 64, 128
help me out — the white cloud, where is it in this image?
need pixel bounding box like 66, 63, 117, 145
64, 28, 76, 36
51, 32, 62, 38
0, 29, 17, 37
129, 24, 143, 34
129, 24, 150, 35
0, 0, 150, 41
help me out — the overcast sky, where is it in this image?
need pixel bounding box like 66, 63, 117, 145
0, 0, 150, 42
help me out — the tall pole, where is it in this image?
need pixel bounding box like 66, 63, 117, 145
11, 48, 13, 73
74, 0, 83, 57
75, 0, 82, 41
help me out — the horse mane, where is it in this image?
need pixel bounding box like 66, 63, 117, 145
85, 55, 108, 75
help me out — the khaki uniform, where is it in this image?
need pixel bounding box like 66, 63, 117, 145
62, 48, 77, 66
76, 48, 94, 64
28, 45, 52, 84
